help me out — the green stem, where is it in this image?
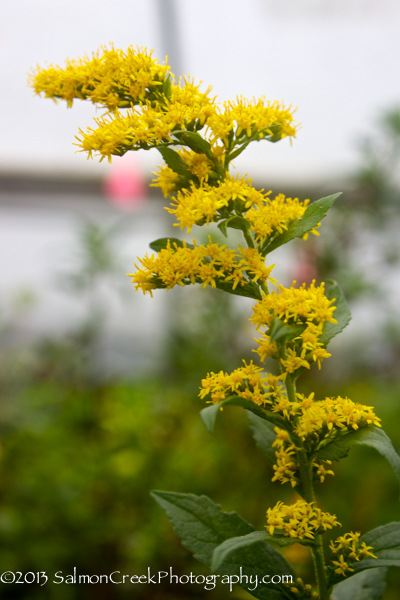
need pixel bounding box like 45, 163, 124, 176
243, 229, 255, 248
283, 367, 330, 600
296, 453, 330, 600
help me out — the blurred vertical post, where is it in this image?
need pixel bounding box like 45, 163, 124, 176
155, 0, 182, 77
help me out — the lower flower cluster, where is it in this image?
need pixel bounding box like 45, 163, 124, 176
329, 532, 377, 576
200, 366, 381, 441
266, 499, 340, 539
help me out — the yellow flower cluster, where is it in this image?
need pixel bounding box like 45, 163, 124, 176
199, 362, 285, 405
266, 499, 340, 539
329, 532, 377, 576
162, 170, 314, 245
207, 97, 297, 148
252, 281, 337, 329
251, 281, 337, 372
271, 426, 334, 488
165, 174, 267, 231
76, 84, 214, 162
179, 149, 213, 183
30, 46, 171, 109
246, 194, 317, 244
200, 361, 380, 442
128, 239, 275, 296
271, 429, 299, 488
151, 165, 181, 197
31, 45, 297, 164
293, 393, 381, 440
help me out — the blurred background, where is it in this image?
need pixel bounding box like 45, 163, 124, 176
1, 0, 400, 598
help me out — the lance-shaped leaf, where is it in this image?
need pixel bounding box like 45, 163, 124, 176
332, 568, 387, 600
157, 146, 192, 177
151, 491, 295, 600
218, 215, 251, 238
177, 131, 212, 156
263, 193, 341, 255
319, 280, 351, 347
269, 318, 306, 343
214, 279, 262, 301
200, 396, 287, 433
162, 75, 172, 100
226, 215, 251, 232
316, 427, 400, 485
354, 522, 400, 572
149, 237, 194, 252
212, 531, 315, 572
247, 412, 277, 465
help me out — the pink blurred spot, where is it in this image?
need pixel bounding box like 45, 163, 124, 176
291, 246, 318, 284
103, 160, 147, 210
291, 261, 318, 285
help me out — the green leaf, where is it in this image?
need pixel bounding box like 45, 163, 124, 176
162, 75, 172, 100
264, 193, 341, 254
319, 280, 351, 346
200, 396, 286, 433
269, 318, 305, 343
316, 427, 375, 462
316, 427, 400, 484
151, 491, 295, 600
354, 558, 400, 571
328, 523, 400, 587
157, 146, 191, 177
354, 522, 400, 572
149, 237, 194, 252
225, 216, 251, 232
212, 531, 315, 572
217, 220, 228, 237
178, 131, 212, 156
217, 216, 251, 237
332, 568, 387, 600
214, 279, 262, 301
247, 412, 277, 465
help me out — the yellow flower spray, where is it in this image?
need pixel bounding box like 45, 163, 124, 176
31, 45, 400, 600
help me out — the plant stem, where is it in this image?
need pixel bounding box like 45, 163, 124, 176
296, 452, 330, 600
283, 370, 330, 600
243, 229, 255, 248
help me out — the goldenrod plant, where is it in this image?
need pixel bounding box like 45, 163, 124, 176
31, 45, 400, 600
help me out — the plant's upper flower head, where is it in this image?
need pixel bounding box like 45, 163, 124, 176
29, 45, 172, 110
29, 45, 297, 163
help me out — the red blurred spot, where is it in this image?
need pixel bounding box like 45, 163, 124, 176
292, 261, 318, 285
103, 159, 147, 210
